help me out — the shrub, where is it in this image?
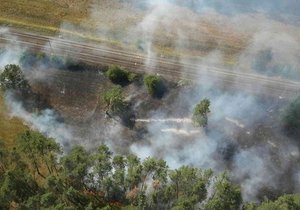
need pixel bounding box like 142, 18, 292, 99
103, 86, 127, 115
192, 99, 210, 127
106, 65, 130, 85
143, 75, 165, 98
283, 96, 300, 137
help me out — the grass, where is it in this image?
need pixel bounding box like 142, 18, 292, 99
0, 0, 88, 27
0, 93, 28, 148
0, 0, 249, 64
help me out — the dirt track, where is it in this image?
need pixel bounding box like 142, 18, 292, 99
0, 28, 300, 98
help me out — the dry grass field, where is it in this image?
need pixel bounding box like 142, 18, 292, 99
0, 0, 90, 34
0, 94, 28, 147
0, 0, 249, 61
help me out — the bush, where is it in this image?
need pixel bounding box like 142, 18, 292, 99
103, 86, 127, 115
192, 99, 210, 127
283, 96, 300, 137
19, 51, 50, 68
106, 65, 130, 85
143, 75, 165, 98
106, 65, 138, 85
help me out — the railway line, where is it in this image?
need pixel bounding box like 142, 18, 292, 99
0, 29, 300, 97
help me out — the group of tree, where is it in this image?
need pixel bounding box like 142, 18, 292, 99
1, 129, 299, 209
0, 129, 241, 209
106, 65, 166, 98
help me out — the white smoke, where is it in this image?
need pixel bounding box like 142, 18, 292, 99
5, 92, 73, 147
1, 0, 300, 202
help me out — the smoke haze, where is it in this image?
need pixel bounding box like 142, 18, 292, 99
1, 0, 300, 202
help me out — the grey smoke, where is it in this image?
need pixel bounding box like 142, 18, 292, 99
1, 0, 300, 202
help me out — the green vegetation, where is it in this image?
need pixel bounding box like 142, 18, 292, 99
258, 194, 300, 210
283, 96, 300, 137
1, 129, 299, 209
103, 85, 127, 115
0, 64, 30, 92
192, 99, 210, 127
144, 75, 165, 98
106, 65, 137, 85
0, 129, 242, 209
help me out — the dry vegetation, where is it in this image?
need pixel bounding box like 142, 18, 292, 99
0, 94, 28, 147
0, 0, 90, 34
0, 0, 249, 61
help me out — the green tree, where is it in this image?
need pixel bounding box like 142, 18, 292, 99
16, 130, 61, 178
106, 65, 135, 85
0, 64, 30, 92
61, 145, 91, 190
111, 155, 127, 201
169, 166, 212, 204
205, 174, 242, 210
283, 96, 300, 137
103, 85, 127, 115
93, 144, 113, 199
243, 202, 257, 210
192, 99, 210, 127
144, 75, 165, 98
126, 154, 143, 190
258, 194, 300, 210
0, 168, 39, 206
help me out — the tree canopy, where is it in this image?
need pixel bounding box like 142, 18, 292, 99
0, 64, 30, 92
192, 98, 210, 127
144, 75, 165, 98
1, 130, 299, 209
106, 65, 137, 85
283, 95, 300, 137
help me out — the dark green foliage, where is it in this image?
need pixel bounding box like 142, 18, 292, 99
106, 65, 137, 85
144, 75, 165, 98
205, 174, 242, 210
17, 130, 61, 178
283, 96, 300, 137
258, 194, 300, 210
243, 202, 257, 210
0, 64, 30, 92
1, 129, 300, 209
103, 85, 127, 115
0, 168, 39, 206
61, 145, 91, 190
192, 98, 210, 127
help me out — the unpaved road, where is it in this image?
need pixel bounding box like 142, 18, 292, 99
0, 28, 300, 98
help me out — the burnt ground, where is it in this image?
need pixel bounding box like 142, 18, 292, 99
17, 56, 300, 201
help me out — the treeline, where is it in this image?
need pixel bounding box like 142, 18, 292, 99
0, 130, 300, 209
